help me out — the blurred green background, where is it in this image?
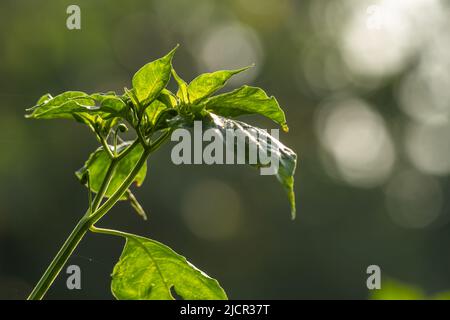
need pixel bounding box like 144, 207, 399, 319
1, 0, 449, 299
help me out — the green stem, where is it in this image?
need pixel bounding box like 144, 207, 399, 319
90, 225, 132, 239
89, 133, 169, 226
27, 141, 148, 300
89, 147, 152, 225
100, 136, 115, 159
91, 160, 117, 211
27, 214, 91, 300
91, 139, 140, 213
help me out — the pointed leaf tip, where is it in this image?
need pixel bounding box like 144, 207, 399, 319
132, 46, 179, 105
168, 44, 180, 56
186, 68, 254, 105
206, 114, 297, 220
233, 65, 254, 74
290, 200, 296, 220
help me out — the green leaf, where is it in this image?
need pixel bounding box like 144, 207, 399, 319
132, 45, 178, 107
26, 91, 98, 120
89, 93, 127, 117
370, 278, 450, 300
36, 93, 53, 106
145, 99, 170, 126
27, 91, 83, 112
72, 113, 119, 137
144, 94, 180, 133
172, 68, 189, 103
75, 141, 147, 199
158, 88, 178, 108
370, 279, 425, 300
204, 85, 289, 132
187, 66, 251, 104
431, 291, 450, 300
111, 233, 228, 300
25, 91, 127, 132
206, 113, 297, 219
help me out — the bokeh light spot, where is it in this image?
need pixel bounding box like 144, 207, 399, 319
316, 98, 395, 187
405, 122, 450, 176
197, 22, 263, 85
181, 179, 242, 241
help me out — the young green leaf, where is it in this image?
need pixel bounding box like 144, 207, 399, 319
75, 141, 147, 199
172, 68, 189, 103
145, 99, 170, 126
26, 91, 97, 120
158, 88, 178, 108
187, 66, 251, 104
206, 113, 297, 219
132, 45, 178, 107
89, 93, 128, 117
25, 91, 127, 133
35, 93, 53, 106
111, 233, 228, 300
27, 91, 85, 111
204, 85, 289, 132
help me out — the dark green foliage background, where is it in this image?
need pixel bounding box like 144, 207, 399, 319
0, 0, 449, 299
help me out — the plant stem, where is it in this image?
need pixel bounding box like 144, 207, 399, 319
91, 160, 117, 211
27, 158, 143, 300
27, 132, 170, 300
90, 225, 132, 239
27, 214, 90, 300
91, 139, 140, 213
89, 147, 152, 225
100, 136, 115, 159
28, 148, 147, 300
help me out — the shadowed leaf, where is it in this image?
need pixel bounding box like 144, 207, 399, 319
206, 113, 297, 219
75, 141, 147, 199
